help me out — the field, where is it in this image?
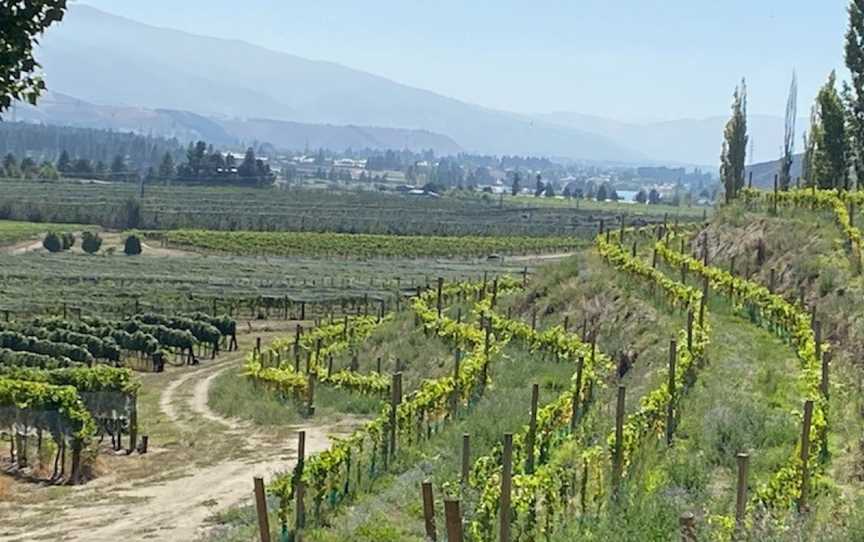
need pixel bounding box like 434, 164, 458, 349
0, 219, 97, 245
3, 185, 864, 542
0, 178, 701, 236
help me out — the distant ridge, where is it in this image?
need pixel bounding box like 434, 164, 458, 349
13, 92, 463, 154
34, 4, 645, 161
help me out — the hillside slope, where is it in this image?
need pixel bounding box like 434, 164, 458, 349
35, 5, 644, 161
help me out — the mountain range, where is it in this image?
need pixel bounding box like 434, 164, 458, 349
20, 4, 794, 166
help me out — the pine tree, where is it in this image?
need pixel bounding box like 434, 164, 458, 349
511, 172, 521, 196
810, 71, 849, 190
158, 152, 175, 182
845, 0, 864, 188
780, 72, 797, 191
238, 148, 257, 180
57, 150, 71, 174
720, 79, 748, 203
110, 154, 127, 181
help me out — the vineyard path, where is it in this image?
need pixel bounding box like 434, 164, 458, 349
2, 329, 352, 542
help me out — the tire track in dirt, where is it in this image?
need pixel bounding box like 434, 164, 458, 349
3, 348, 349, 542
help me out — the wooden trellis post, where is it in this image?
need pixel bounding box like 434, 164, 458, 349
444, 499, 463, 542
798, 400, 814, 513
421, 481, 437, 541
666, 340, 677, 445
612, 385, 626, 496
499, 433, 513, 542
571, 355, 584, 432
525, 384, 539, 474
735, 452, 749, 532
253, 477, 271, 542
461, 433, 471, 486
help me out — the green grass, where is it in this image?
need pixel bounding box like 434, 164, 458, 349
506, 193, 711, 218
208, 366, 301, 427
0, 219, 97, 246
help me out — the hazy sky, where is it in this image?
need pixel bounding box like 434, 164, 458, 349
77, 0, 849, 122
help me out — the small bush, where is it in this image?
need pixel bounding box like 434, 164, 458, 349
124, 235, 142, 256
81, 231, 103, 254
61, 232, 75, 250
42, 232, 62, 253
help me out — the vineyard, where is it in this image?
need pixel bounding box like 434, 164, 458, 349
162, 230, 583, 258
5, 186, 864, 542
0, 308, 237, 493
178, 187, 864, 541
0, 178, 699, 237
0, 239, 529, 319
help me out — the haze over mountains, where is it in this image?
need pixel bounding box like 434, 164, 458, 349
24, 4, 793, 166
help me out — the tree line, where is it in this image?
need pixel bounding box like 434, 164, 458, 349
723, 1, 864, 200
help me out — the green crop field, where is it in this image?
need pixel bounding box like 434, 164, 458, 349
161, 229, 583, 258
0, 178, 701, 237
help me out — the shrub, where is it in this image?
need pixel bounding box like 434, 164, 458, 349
124, 235, 142, 256
81, 231, 103, 254
42, 232, 62, 253
61, 232, 75, 250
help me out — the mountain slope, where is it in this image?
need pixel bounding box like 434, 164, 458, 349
36, 5, 644, 161
537, 112, 806, 166
12, 93, 462, 154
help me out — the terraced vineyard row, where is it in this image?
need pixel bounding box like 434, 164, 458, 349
163, 229, 583, 258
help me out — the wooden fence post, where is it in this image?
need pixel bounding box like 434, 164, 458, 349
735, 452, 749, 532
666, 340, 677, 445
437, 277, 444, 318
814, 321, 822, 369
798, 400, 814, 513
531, 309, 537, 331
699, 276, 708, 328
821, 351, 831, 400
612, 385, 626, 496
253, 477, 271, 542
461, 434, 471, 486
451, 350, 462, 415
769, 268, 776, 293
571, 355, 585, 432
422, 481, 437, 541
686, 310, 694, 354
525, 383, 540, 474
499, 433, 513, 542
389, 372, 403, 459
444, 499, 463, 542
296, 431, 306, 532
306, 374, 315, 416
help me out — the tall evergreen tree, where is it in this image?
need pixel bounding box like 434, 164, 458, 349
845, 0, 864, 188
511, 172, 521, 196
110, 154, 127, 181
238, 147, 257, 179
720, 79, 748, 203
780, 72, 797, 191
158, 151, 175, 182
810, 71, 849, 190
57, 150, 71, 174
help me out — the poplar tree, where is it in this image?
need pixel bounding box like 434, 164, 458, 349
780, 72, 797, 191
721, 79, 748, 203
845, 0, 864, 188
